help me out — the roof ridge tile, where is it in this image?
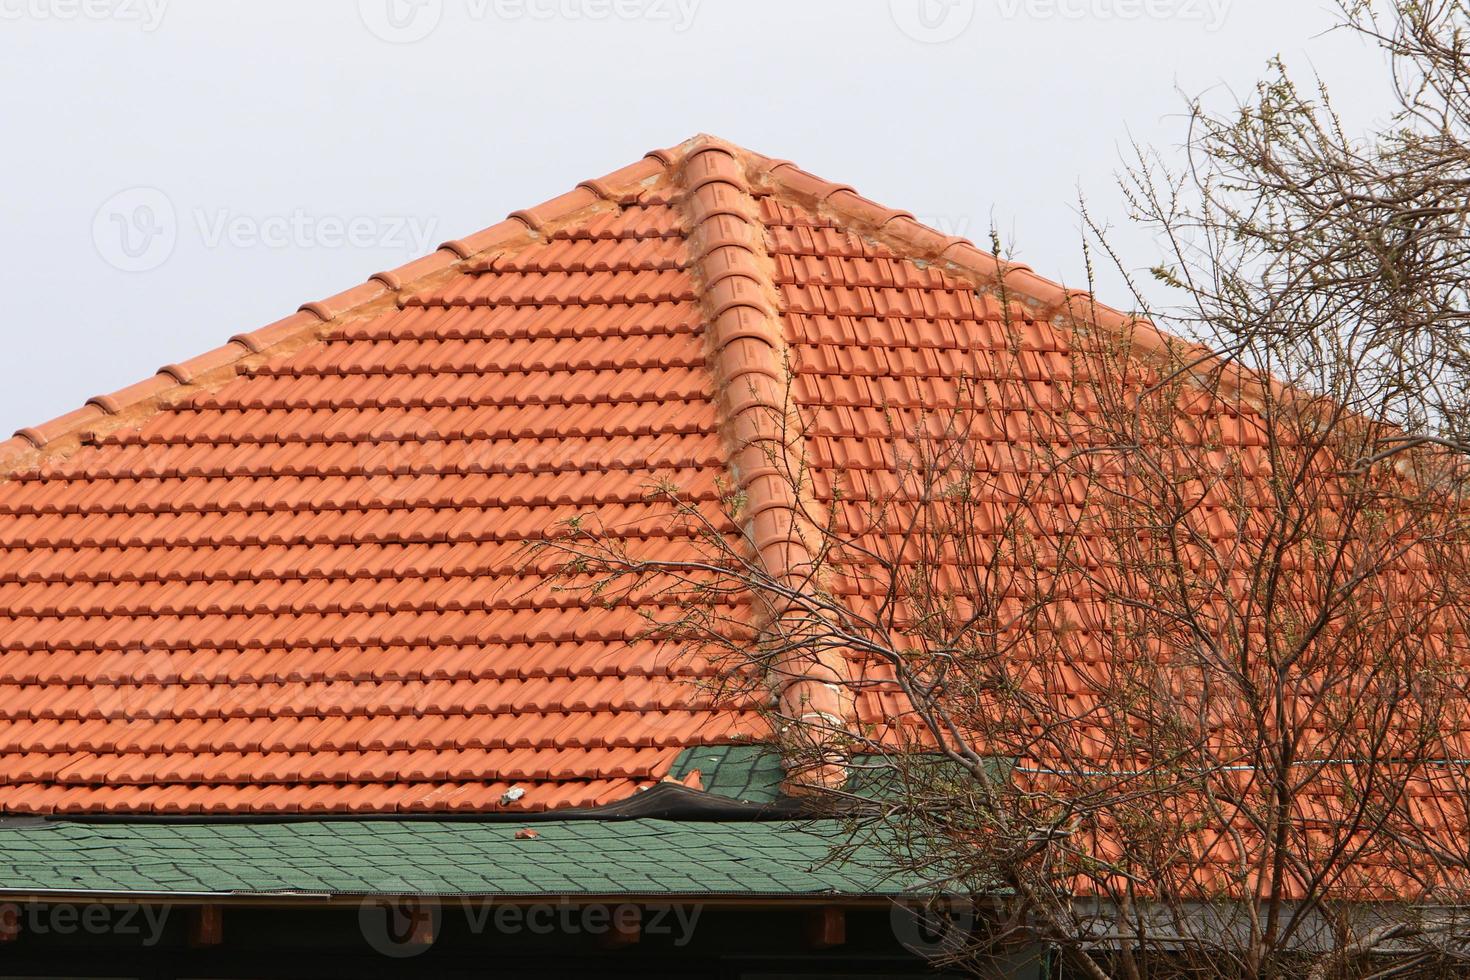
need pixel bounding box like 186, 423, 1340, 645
674, 136, 853, 794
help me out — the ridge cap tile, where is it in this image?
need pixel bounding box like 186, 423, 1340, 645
673, 137, 855, 793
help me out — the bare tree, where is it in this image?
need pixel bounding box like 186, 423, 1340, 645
536, 4, 1470, 977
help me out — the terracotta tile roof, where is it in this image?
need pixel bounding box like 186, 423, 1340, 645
0, 135, 1155, 815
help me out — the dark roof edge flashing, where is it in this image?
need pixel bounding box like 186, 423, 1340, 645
6, 782, 858, 828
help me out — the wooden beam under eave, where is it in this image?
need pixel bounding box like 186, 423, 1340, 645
599, 906, 641, 949
806, 907, 846, 949
188, 905, 223, 947
406, 904, 436, 947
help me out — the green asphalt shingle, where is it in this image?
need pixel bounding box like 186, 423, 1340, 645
668, 745, 786, 803
0, 819, 914, 898
665, 747, 979, 805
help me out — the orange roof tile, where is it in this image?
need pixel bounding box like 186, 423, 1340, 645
0, 135, 1218, 815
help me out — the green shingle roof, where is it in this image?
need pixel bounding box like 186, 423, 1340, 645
668, 745, 787, 803
0, 818, 915, 899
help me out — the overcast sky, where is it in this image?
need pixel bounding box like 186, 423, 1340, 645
0, 0, 1395, 433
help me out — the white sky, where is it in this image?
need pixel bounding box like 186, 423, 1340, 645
0, 0, 1395, 432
